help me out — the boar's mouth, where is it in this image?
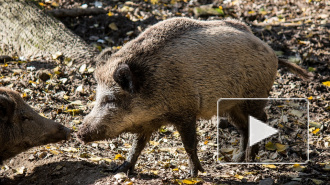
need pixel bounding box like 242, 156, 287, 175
77, 125, 108, 143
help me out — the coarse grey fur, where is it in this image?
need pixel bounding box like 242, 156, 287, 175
0, 87, 71, 164
77, 17, 312, 176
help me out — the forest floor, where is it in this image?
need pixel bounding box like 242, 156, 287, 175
0, 0, 329, 184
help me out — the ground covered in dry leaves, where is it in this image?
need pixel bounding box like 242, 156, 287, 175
0, 0, 329, 184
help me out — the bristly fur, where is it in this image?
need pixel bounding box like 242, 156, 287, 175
82, 17, 312, 176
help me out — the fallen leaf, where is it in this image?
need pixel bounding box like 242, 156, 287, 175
309, 122, 321, 128
290, 110, 304, 118
149, 141, 159, 146
292, 164, 305, 171
49, 150, 60, 155
275, 143, 288, 152
180, 178, 203, 184
62, 147, 78, 153
311, 179, 323, 184
109, 23, 118, 31
79, 64, 86, 74
89, 157, 102, 162
55, 165, 63, 171
322, 81, 330, 87
234, 174, 244, 180
312, 128, 320, 134
115, 154, 125, 160
263, 164, 277, 169
265, 141, 276, 151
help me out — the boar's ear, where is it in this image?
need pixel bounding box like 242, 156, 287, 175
0, 94, 15, 124
114, 64, 136, 93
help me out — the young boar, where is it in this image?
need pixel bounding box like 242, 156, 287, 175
77, 17, 311, 176
0, 87, 71, 164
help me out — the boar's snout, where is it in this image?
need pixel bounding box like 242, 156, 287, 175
43, 120, 72, 143
77, 124, 108, 143
60, 125, 72, 140
77, 115, 108, 143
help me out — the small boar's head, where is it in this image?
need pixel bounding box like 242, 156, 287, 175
0, 88, 71, 163
78, 61, 157, 143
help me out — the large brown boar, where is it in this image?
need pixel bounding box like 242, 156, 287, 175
77, 17, 311, 176
0, 87, 71, 164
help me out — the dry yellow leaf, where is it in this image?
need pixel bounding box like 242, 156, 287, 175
312, 128, 320, 134
308, 96, 313, 100
22, 92, 27, 98
234, 174, 244, 179
115, 154, 126, 160
293, 163, 300, 168
149, 141, 159, 146
150, 170, 158, 175
107, 11, 114, 16
49, 150, 60, 155
263, 164, 277, 169
150, 0, 158, 5
322, 81, 330, 87
292, 164, 306, 171
181, 178, 203, 184
275, 143, 288, 152
51, 2, 59, 7
172, 168, 179, 171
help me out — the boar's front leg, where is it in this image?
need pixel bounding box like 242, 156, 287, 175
175, 116, 204, 177
116, 132, 152, 174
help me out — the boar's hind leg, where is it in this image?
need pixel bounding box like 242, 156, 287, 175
246, 100, 268, 161
176, 117, 204, 177
228, 108, 249, 162
116, 132, 152, 174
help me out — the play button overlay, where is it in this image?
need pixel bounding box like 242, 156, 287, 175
217, 98, 309, 164
249, 116, 278, 147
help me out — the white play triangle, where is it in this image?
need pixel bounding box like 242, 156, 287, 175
249, 116, 278, 147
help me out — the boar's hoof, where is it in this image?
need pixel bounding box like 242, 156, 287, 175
115, 161, 134, 175
232, 151, 245, 162
188, 165, 204, 177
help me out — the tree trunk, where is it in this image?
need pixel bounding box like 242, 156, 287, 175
0, 0, 97, 63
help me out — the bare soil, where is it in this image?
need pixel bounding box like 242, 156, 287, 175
0, 0, 329, 184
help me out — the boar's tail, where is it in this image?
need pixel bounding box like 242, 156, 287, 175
278, 58, 314, 80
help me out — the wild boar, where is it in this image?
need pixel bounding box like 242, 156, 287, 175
0, 87, 71, 164
77, 17, 311, 176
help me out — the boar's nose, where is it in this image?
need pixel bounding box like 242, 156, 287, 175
63, 126, 72, 140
